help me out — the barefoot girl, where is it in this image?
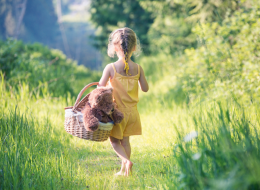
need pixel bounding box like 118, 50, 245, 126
98, 27, 149, 176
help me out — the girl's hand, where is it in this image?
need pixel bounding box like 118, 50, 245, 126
139, 66, 149, 92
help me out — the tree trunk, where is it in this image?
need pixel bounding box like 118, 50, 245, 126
15, 0, 27, 39
56, 0, 71, 59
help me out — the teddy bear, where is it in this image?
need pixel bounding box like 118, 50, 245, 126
82, 86, 124, 132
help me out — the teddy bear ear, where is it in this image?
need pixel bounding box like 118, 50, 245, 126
90, 96, 101, 108
94, 94, 103, 105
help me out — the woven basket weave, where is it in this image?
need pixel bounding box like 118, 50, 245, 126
64, 82, 113, 142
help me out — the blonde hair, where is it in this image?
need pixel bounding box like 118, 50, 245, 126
107, 27, 141, 75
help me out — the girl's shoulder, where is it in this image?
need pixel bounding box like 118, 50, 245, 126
104, 63, 116, 71
104, 63, 118, 79
101, 63, 114, 78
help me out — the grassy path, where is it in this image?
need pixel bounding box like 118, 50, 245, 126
0, 80, 180, 189
2, 79, 260, 189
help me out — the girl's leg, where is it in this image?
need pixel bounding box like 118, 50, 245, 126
120, 136, 131, 175
116, 136, 131, 175
121, 136, 131, 158
110, 136, 133, 177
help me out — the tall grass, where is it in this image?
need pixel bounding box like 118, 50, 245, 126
1, 109, 76, 189
171, 102, 260, 189
0, 75, 87, 189
0, 74, 175, 189
2, 65, 260, 189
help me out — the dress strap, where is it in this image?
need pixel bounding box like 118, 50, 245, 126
111, 63, 117, 73
138, 64, 140, 77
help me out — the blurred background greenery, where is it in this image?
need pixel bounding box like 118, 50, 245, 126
1, 0, 260, 189
1, 0, 259, 100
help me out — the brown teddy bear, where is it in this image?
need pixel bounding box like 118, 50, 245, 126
82, 86, 124, 132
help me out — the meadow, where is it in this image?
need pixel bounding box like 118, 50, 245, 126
1, 73, 260, 190
1, 2, 260, 190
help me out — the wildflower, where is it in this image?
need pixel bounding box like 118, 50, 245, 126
192, 153, 201, 160
183, 131, 198, 142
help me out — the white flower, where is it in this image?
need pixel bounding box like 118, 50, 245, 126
183, 131, 198, 142
192, 152, 201, 160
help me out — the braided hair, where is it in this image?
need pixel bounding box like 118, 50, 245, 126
121, 28, 130, 75
107, 27, 141, 76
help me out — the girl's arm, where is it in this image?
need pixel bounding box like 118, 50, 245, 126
98, 64, 112, 87
139, 66, 149, 92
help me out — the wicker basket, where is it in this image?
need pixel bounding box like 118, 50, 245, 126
64, 82, 114, 142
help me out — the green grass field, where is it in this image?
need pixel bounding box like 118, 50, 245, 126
0, 73, 178, 189
1, 68, 260, 189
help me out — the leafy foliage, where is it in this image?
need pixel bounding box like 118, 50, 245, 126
138, 2, 260, 105
184, 0, 241, 23
139, 0, 252, 54
139, 1, 196, 54
0, 39, 100, 97
90, 0, 154, 54
176, 5, 260, 102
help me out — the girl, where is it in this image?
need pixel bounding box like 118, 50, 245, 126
98, 27, 149, 177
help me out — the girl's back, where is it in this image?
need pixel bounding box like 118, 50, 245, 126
109, 61, 140, 109
112, 60, 139, 77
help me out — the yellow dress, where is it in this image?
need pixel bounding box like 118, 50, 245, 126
109, 63, 142, 139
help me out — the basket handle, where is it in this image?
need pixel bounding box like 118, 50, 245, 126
72, 82, 99, 110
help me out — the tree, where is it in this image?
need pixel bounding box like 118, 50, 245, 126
22, 0, 59, 45
138, 0, 251, 54
184, 0, 241, 23
0, 0, 59, 44
14, 0, 27, 38
139, 1, 196, 54
90, 0, 154, 54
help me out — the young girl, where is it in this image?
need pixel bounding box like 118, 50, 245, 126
98, 27, 149, 177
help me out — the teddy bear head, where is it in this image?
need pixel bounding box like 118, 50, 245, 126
88, 87, 115, 115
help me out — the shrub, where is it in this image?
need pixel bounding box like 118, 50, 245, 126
0, 39, 100, 97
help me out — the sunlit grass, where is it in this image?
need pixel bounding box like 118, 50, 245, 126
0, 76, 178, 189
1, 66, 260, 189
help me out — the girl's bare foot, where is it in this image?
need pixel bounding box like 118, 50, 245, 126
124, 160, 133, 177
115, 160, 125, 176
115, 171, 124, 176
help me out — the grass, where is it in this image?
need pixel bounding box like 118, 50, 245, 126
172, 101, 260, 189
0, 75, 176, 189
1, 67, 260, 189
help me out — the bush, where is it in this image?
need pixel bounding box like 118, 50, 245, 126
176, 6, 260, 103
0, 39, 101, 97
138, 4, 260, 105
